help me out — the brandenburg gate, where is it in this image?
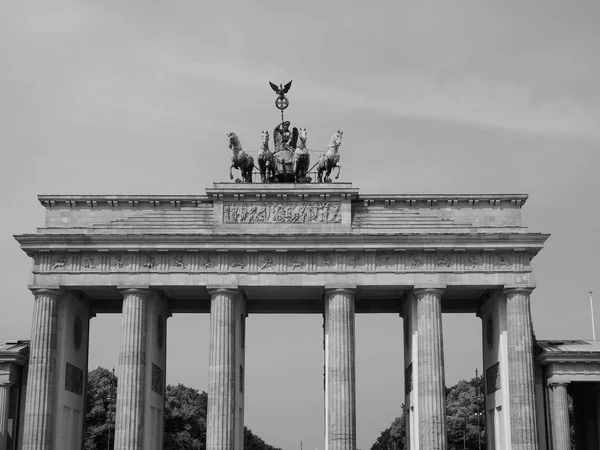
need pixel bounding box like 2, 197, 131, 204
15, 182, 549, 449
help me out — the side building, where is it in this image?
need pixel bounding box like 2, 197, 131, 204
0, 340, 29, 450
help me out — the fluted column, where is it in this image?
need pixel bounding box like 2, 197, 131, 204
415, 288, 446, 450
115, 289, 149, 450
325, 288, 356, 450
0, 383, 10, 449
207, 288, 238, 450
22, 288, 60, 450
549, 382, 571, 450
505, 287, 538, 450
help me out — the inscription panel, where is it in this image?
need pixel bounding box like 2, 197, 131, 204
486, 362, 501, 394
65, 362, 83, 395
223, 202, 341, 224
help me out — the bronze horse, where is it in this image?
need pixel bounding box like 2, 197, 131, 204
294, 127, 310, 183
317, 130, 342, 183
227, 132, 254, 183
257, 130, 276, 182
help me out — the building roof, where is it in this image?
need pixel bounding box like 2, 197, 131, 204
536, 339, 600, 354
0, 340, 30, 357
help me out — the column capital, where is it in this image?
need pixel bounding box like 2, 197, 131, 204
119, 287, 150, 296
29, 288, 63, 298
324, 285, 356, 297
413, 287, 445, 297
207, 286, 239, 297
548, 380, 570, 388
504, 286, 535, 295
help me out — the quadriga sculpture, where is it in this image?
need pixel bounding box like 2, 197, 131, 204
227, 132, 254, 183
294, 127, 310, 183
317, 130, 342, 183
257, 130, 276, 183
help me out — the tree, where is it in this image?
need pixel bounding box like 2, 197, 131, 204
84, 367, 117, 450
84, 367, 281, 450
446, 376, 485, 450
370, 376, 485, 450
164, 384, 207, 450
370, 406, 406, 450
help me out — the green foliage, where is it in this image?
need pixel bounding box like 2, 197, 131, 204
84, 367, 281, 450
370, 406, 406, 450
445, 376, 485, 450
244, 427, 282, 450
164, 384, 208, 449
370, 376, 485, 450
84, 367, 117, 450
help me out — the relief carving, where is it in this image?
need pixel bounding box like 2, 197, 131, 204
142, 255, 155, 269
349, 255, 360, 268
114, 254, 126, 269
437, 256, 451, 268
260, 256, 274, 270
84, 257, 96, 269
53, 256, 68, 270
466, 255, 478, 269
204, 254, 216, 269
223, 202, 341, 224
497, 254, 512, 268
289, 255, 304, 270
379, 254, 391, 268
408, 253, 422, 269
231, 256, 245, 269
322, 254, 333, 268
173, 254, 185, 269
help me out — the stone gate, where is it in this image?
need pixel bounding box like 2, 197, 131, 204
15, 182, 550, 449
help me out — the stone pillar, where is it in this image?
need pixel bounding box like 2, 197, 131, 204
324, 288, 356, 450
115, 289, 149, 450
207, 288, 238, 450
0, 383, 10, 449
415, 288, 447, 450
505, 287, 538, 450
549, 382, 571, 450
22, 288, 60, 450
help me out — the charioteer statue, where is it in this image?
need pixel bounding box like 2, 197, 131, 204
273, 120, 298, 182
227, 81, 342, 184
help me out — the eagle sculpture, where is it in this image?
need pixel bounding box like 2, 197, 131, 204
269, 80, 293, 96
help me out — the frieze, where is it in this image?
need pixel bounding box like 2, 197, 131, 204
36, 250, 531, 274
223, 202, 341, 224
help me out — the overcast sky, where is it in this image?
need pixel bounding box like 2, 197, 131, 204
1, 1, 599, 449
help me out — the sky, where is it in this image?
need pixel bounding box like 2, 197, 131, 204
1, 1, 599, 449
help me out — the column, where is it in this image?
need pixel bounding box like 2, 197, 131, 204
0, 383, 10, 449
115, 289, 149, 450
22, 288, 60, 450
549, 382, 571, 450
325, 288, 356, 450
505, 287, 538, 449
415, 288, 447, 450
207, 288, 238, 450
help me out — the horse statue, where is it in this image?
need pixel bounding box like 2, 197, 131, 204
227, 132, 254, 183
257, 130, 276, 183
294, 127, 310, 183
317, 130, 343, 183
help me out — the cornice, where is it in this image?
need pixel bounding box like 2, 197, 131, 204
38, 194, 211, 209
14, 232, 550, 252
537, 352, 600, 366
356, 193, 529, 208
36, 192, 529, 209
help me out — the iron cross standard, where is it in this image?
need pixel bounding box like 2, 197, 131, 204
269, 80, 292, 121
